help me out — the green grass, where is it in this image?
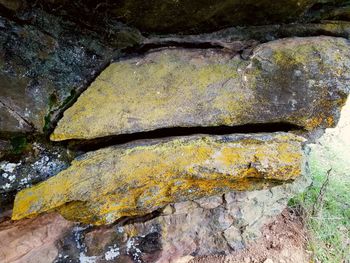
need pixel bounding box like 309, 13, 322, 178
289, 141, 350, 263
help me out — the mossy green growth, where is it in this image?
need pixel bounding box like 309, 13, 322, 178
10, 135, 28, 155
43, 89, 77, 133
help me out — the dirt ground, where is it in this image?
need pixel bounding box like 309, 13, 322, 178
190, 208, 310, 263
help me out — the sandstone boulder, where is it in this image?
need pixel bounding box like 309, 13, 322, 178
51, 37, 350, 141
12, 132, 305, 225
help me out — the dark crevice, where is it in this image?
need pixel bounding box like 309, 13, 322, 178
0, 99, 35, 132
66, 122, 303, 152
115, 40, 258, 63
120, 41, 226, 57
114, 208, 164, 227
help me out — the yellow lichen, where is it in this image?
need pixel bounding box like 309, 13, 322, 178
13, 133, 305, 225
50, 49, 243, 141
51, 38, 349, 141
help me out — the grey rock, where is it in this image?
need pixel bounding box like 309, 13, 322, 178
0, 140, 71, 209
0, 8, 143, 133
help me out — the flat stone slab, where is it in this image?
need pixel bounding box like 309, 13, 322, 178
51, 37, 350, 141
13, 132, 305, 225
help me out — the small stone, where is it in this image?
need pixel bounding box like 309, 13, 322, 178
195, 195, 223, 209
264, 259, 274, 263
162, 205, 175, 215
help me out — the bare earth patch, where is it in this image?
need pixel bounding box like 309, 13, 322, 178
190, 208, 310, 263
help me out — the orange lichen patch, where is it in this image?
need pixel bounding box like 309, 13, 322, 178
327, 116, 335, 127
303, 97, 348, 130
12, 132, 305, 225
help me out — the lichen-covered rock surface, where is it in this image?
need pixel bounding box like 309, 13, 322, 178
0, 176, 308, 263
1, 1, 350, 262
13, 132, 305, 225
0, 139, 72, 210
51, 37, 350, 141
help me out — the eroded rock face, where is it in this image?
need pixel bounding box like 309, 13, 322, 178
12, 132, 305, 225
1, 1, 350, 261
0, 175, 308, 263
51, 37, 350, 141
0, 213, 73, 263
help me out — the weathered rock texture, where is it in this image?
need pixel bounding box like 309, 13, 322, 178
51, 37, 350, 141
13, 132, 305, 225
0, 176, 308, 263
0, 8, 142, 133
0, 139, 71, 210
0, 213, 73, 263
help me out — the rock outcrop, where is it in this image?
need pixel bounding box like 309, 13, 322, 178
51, 37, 350, 141
1, 1, 350, 262
0, 177, 308, 263
0, 9, 142, 133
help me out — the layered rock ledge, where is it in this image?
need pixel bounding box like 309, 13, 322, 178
51, 37, 350, 141
13, 132, 305, 225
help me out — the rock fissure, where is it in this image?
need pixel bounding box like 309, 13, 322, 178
0, 99, 35, 132
66, 123, 303, 152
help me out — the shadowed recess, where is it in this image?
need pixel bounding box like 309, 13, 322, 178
67, 122, 303, 152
